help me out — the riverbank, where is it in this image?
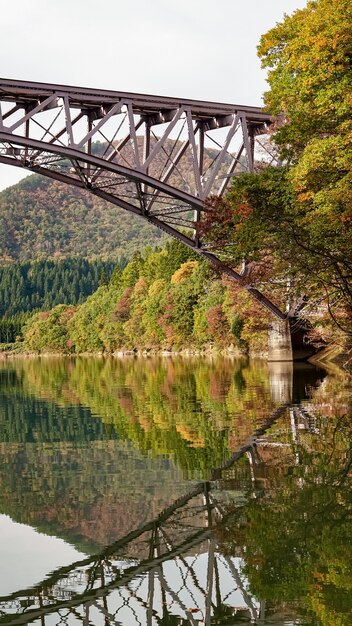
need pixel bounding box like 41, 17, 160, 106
0, 339, 348, 370
0, 342, 247, 360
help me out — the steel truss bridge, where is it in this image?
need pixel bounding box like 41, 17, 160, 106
0, 78, 286, 320
0, 400, 319, 626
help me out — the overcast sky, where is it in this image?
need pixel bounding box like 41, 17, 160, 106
0, 0, 307, 190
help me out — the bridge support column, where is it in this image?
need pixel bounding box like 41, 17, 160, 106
268, 318, 317, 362
268, 319, 293, 362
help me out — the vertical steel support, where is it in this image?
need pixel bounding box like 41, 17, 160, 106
203, 482, 215, 623
142, 118, 151, 201
87, 117, 92, 180
63, 96, 74, 146
147, 569, 155, 626
186, 111, 202, 245
198, 122, 205, 177
143, 120, 151, 165
246, 449, 257, 497
99, 565, 110, 626
205, 539, 216, 624
83, 601, 91, 626
240, 114, 253, 172
25, 118, 30, 161
186, 110, 202, 198
249, 125, 255, 171
127, 103, 141, 169
193, 122, 205, 247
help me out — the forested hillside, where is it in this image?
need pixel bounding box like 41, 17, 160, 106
23, 240, 270, 354
0, 257, 117, 343
0, 257, 117, 317
0, 174, 168, 261
0, 137, 231, 261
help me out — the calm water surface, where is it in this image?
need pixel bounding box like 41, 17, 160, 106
0, 356, 350, 625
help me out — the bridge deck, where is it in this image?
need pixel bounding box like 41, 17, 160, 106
0, 77, 271, 122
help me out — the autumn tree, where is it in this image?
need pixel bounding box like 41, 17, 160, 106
200, 0, 352, 334
257, 0, 352, 328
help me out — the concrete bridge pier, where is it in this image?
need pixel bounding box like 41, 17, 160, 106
268, 320, 293, 362
268, 318, 316, 362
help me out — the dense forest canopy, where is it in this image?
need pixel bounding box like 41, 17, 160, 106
22, 240, 270, 354
0, 257, 117, 317
0, 257, 119, 343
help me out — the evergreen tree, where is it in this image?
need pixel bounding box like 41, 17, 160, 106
99, 268, 108, 287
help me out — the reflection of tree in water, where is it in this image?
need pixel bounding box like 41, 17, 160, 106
217, 399, 352, 626
0, 356, 279, 477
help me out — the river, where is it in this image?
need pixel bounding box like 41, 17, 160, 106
0, 355, 350, 625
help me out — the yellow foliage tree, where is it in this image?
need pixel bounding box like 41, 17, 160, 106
171, 261, 198, 284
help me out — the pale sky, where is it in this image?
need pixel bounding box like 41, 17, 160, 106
0, 0, 307, 190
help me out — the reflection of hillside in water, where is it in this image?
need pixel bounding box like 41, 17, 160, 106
0, 357, 328, 555
0, 439, 196, 553
0, 356, 307, 453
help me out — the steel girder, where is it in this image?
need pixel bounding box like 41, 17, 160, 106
0, 78, 285, 319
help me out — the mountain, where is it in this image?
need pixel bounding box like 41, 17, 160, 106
0, 173, 168, 261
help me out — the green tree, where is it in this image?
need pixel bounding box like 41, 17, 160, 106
201, 1, 352, 334
24, 304, 76, 352
257, 0, 352, 328
99, 267, 108, 287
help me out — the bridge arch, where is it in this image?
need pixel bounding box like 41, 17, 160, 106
0, 78, 285, 319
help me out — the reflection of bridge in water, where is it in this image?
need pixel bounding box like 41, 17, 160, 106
0, 482, 260, 625
0, 373, 323, 626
